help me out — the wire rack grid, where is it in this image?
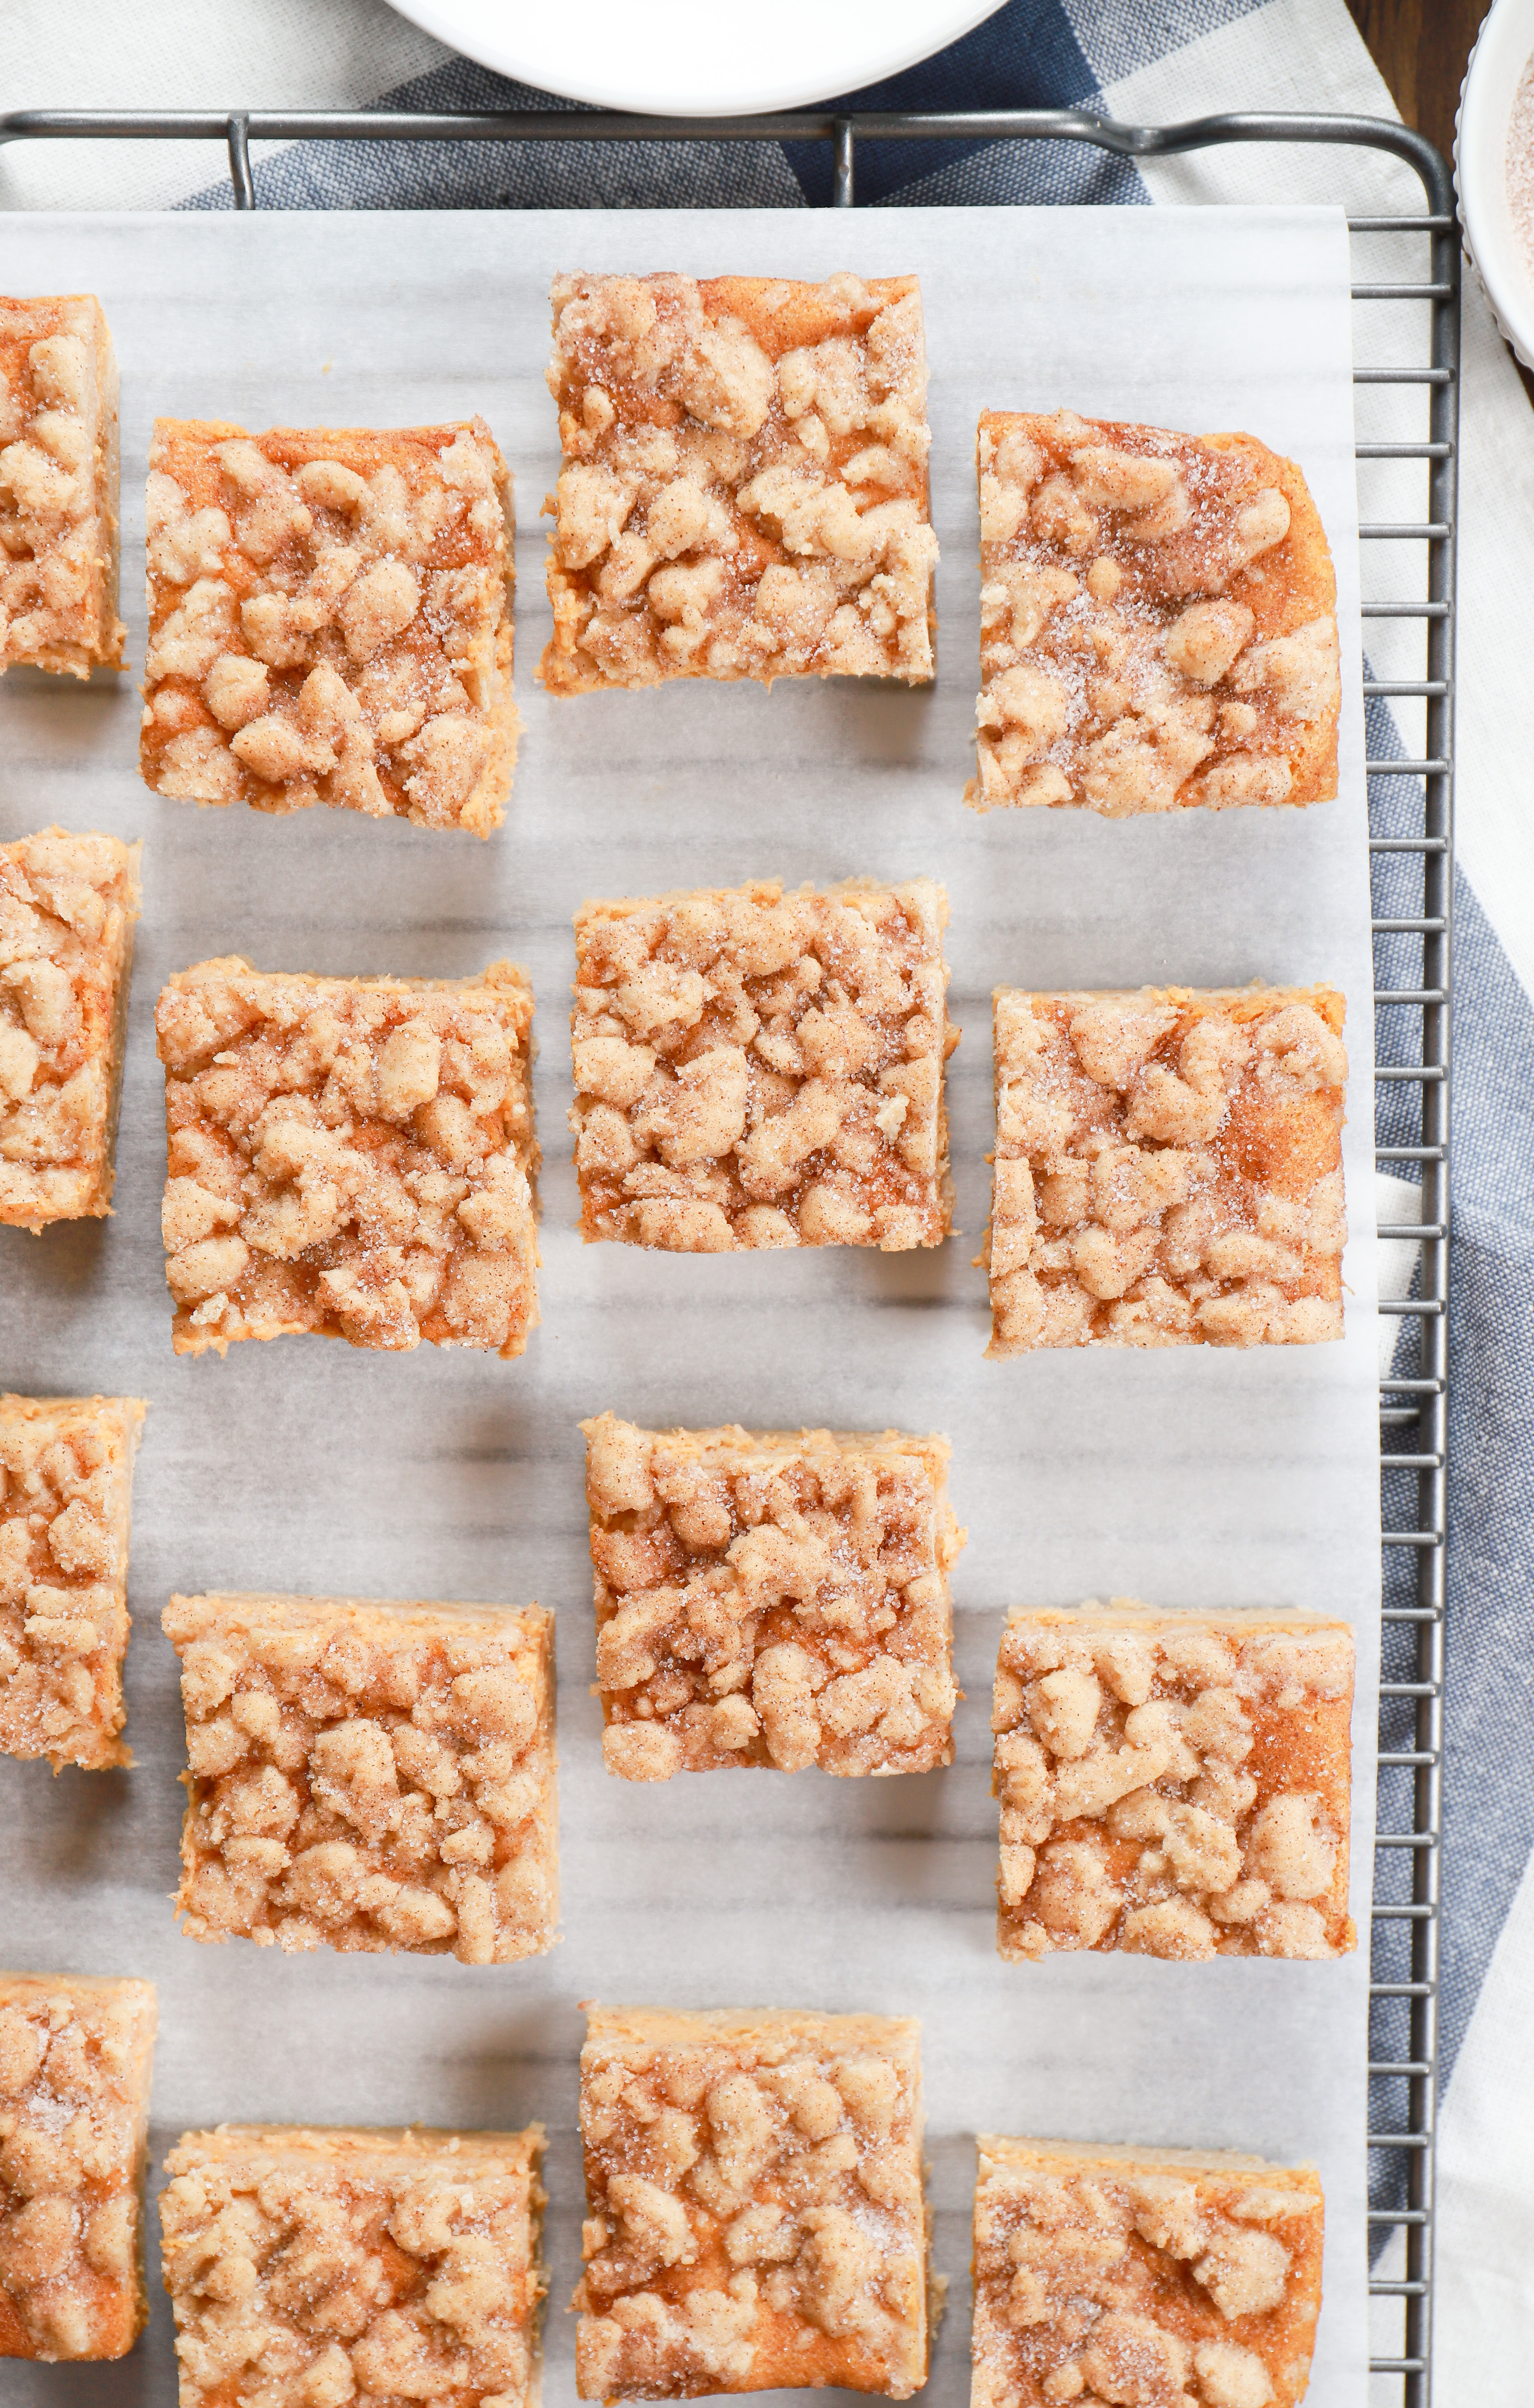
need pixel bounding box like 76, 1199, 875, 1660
0, 98, 1457, 2407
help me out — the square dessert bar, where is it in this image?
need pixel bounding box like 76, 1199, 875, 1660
141, 416, 516, 834
969, 409, 1339, 815
985, 985, 1347, 1351
162, 1591, 557, 1964
160, 2123, 544, 2408
972, 2136, 1324, 2408
992, 1603, 1356, 1962
0, 1972, 157, 2362
0, 295, 125, 676
0, 1393, 146, 1772
156, 956, 538, 1358
542, 272, 937, 691
584, 1415, 963, 1781
0, 829, 141, 1231
572, 879, 955, 1252
575, 2005, 931, 2401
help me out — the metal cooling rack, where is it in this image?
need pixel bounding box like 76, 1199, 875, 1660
0, 99, 1457, 2406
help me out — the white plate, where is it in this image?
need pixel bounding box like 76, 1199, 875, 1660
383, 0, 1008, 117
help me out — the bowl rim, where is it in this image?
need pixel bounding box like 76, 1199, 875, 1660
1456, 0, 1534, 366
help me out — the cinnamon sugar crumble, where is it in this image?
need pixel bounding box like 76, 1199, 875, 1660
159, 2123, 544, 2408
1507, 51, 1534, 285
0, 1395, 145, 1773
0, 295, 125, 677
155, 957, 539, 1359
992, 1604, 1356, 1963
162, 1592, 557, 1964
969, 410, 1339, 815
0, 1972, 157, 2363
984, 985, 1347, 1352
583, 1415, 963, 1781
542, 273, 937, 692
972, 2136, 1325, 2408
0, 829, 141, 1232
141, 418, 517, 835
574, 2005, 932, 2401
571, 880, 955, 1253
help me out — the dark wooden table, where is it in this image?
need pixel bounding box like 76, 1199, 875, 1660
1344, 0, 1487, 168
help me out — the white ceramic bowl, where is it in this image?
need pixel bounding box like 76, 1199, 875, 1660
1455, 0, 1534, 368
386, 0, 1008, 118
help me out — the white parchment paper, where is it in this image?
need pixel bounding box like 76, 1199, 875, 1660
0, 205, 1379, 2407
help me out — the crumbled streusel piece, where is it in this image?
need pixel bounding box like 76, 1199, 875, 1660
583, 1415, 964, 1781
0, 1972, 157, 2362
155, 956, 539, 1358
984, 985, 1347, 1351
575, 2005, 932, 2401
162, 1592, 557, 1963
571, 879, 955, 1252
972, 2136, 1324, 2408
969, 410, 1339, 815
992, 1603, 1356, 1962
542, 273, 937, 692
141, 417, 516, 834
0, 295, 125, 677
0, 829, 140, 1231
160, 2123, 544, 2408
0, 1394, 145, 1772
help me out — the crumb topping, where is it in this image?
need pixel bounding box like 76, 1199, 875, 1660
969, 410, 1339, 815
0, 830, 140, 1232
162, 1593, 557, 1964
0, 1974, 156, 2363
140, 418, 516, 835
159, 2125, 544, 2408
583, 1416, 963, 1780
992, 1605, 1356, 1962
0, 295, 125, 676
575, 2007, 929, 2401
984, 987, 1347, 1352
0, 1395, 144, 1772
155, 957, 539, 1359
972, 2138, 1325, 2408
571, 880, 954, 1252
542, 273, 937, 691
